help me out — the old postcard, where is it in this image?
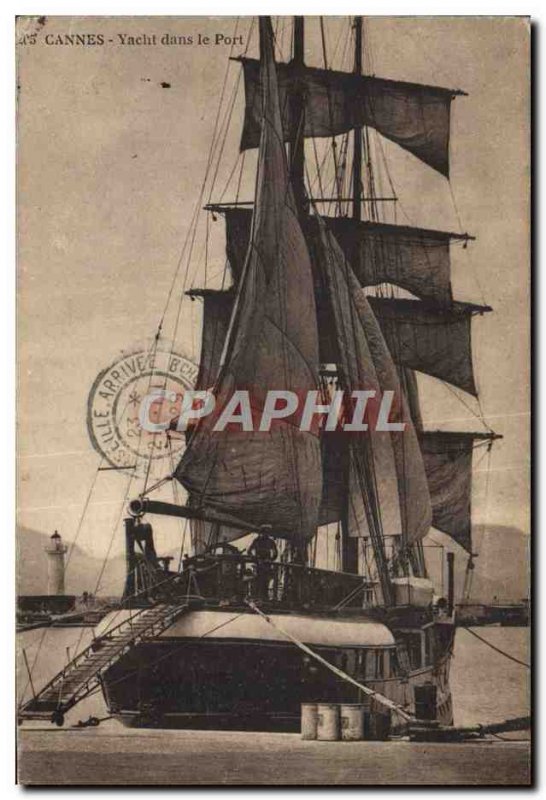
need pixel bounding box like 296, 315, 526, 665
16, 15, 530, 786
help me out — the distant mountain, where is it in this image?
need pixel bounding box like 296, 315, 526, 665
426, 524, 530, 604
17, 523, 529, 604
17, 526, 126, 597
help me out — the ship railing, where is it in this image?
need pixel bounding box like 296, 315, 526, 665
149, 554, 373, 610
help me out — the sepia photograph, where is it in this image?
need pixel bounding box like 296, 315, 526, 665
16, 13, 530, 786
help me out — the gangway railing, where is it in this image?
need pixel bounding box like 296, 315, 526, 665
18, 599, 197, 726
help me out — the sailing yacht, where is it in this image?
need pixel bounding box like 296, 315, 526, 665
20, 15, 499, 733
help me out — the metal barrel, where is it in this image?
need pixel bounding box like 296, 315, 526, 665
414, 682, 437, 721
316, 703, 340, 741
340, 704, 365, 741
370, 710, 391, 741
301, 703, 318, 740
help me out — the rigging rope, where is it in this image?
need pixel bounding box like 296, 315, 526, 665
461, 626, 530, 669
165, 432, 189, 567
64, 460, 103, 573
70, 471, 137, 659
19, 626, 49, 706
447, 180, 466, 235
154, 17, 245, 336
319, 16, 343, 214
134, 18, 253, 499
23, 327, 165, 688
306, 19, 351, 210
440, 380, 495, 433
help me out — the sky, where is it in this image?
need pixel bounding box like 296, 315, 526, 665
17, 16, 530, 578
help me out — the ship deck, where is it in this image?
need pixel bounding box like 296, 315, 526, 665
18, 725, 531, 786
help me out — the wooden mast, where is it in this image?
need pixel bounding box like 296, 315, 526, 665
340, 16, 363, 576
290, 15, 308, 566
352, 16, 363, 223
289, 16, 306, 216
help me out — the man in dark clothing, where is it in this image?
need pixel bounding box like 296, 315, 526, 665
248, 531, 278, 562
248, 529, 278, 600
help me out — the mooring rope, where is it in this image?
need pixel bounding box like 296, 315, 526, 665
462, 626, 530, 669
245, 599, 415, 723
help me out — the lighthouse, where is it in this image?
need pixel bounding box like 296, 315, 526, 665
45, 531, 68, 595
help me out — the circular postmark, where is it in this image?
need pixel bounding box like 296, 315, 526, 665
87, 347, 198, 479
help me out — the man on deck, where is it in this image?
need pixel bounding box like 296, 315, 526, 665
248, 528, 278, 601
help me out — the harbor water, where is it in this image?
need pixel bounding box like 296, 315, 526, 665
17, 626, 530, 785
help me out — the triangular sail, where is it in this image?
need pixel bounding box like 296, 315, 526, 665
399, 368, 423, 430
238, 58, 462, 176
313, 216, 432, 547
175, 17, 322, 546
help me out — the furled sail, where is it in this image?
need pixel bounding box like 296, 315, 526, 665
368, 297, 490, 396
176, 18, 322, 544
224, 207, 464, 306
419, 431, 482, 553
238, 58, 463, 176
313, 215, 432, 546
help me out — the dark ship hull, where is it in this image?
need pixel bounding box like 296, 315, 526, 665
98, 601, 454, 732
